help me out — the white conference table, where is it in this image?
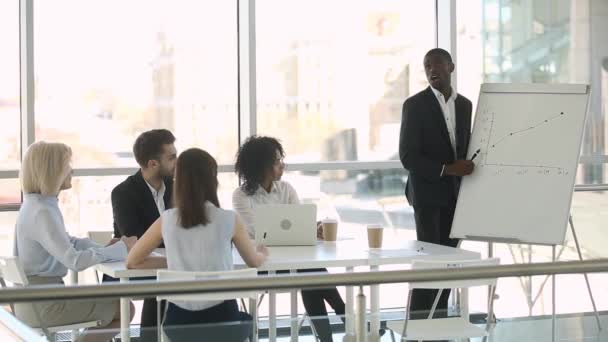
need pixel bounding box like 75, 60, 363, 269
95, 235, 479, 342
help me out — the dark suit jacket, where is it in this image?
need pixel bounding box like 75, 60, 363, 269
399, 86, 472, 207
111, 170, 173, 246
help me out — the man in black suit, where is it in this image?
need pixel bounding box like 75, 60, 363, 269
111, 129, 177, 341
399, 48, 474, 320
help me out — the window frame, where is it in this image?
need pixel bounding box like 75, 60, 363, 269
2, 0, 607, 212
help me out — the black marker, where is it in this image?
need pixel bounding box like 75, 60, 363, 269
262, 232, 267, 244
470, 148, 481, 161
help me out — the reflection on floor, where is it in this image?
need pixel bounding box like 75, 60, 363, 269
261, 311, 608, 342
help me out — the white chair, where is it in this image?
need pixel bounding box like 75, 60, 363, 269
387, 258, 500, 342
87, 231, 114, 283
156, 268, 259, 342
0, 256, 102, 341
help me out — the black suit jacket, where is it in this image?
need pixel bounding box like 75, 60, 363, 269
399, 86, 472, 207
111, 170, 173, 246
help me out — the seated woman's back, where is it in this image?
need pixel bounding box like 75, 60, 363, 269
162, 203, 235, 274
161, 203, 236, 311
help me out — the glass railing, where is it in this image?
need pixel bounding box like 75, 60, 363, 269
1, 259, 608, 342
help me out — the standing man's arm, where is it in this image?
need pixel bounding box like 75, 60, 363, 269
399, 100, 444, 182
111, 186, 142, 238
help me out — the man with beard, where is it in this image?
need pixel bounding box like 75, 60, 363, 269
111, 128, 177, 341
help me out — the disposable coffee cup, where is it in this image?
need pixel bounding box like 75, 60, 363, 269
322, 219, 338, 242
367, 224, 383, 249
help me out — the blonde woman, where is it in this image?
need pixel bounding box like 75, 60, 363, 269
13, 141, 136, 342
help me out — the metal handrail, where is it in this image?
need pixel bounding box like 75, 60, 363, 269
0, 259, 607, 303
573, 184, 608, 192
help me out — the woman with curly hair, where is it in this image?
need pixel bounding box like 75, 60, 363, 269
232, 136, 345, 342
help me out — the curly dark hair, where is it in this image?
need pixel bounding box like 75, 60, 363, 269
234, 136, 285, 196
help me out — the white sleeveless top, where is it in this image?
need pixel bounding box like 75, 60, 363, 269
161, 202, 236, 311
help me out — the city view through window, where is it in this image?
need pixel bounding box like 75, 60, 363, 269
1, 0, 608, 321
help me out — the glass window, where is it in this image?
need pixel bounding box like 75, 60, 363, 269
57, 173, 239, 237
0, 211, 18, 255
0, 179, 21, 206
256, 0, 435, 162
34, 1, 238, 167
457, 0, 608, 184
0, 1, 20, 171
280, 168, 412, 235
457, 0, 573, 104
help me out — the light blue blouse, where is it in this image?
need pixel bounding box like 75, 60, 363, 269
14, 193, 127, 278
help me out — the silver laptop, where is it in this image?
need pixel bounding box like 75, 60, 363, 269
253, 204, 317, 246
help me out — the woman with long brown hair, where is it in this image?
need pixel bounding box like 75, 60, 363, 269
127, 148, 268, 342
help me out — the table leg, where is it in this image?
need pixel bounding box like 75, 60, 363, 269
343, 266, 355, 342
70, 270, 79, 342
250, 297, 258, 342
290, 269, 298, 342
69, 270, 78, 285
461, 288, 469, 319
269, 271, 277, 342
356, 286, 367, 342
369, 265, 380, 341
120, 277, 130, 342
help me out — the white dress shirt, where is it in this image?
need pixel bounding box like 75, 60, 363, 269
14, 194, 128, 277
430, 86, 458, 154
431, 86, 458, 176
145, 180, 166, 214
232, 180, 300, 238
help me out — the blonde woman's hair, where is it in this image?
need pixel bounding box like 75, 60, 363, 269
20, 141, 72, 196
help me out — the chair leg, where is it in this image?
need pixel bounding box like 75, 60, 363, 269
307, 314, 319, 341
428, 289, 443, 320
296, 314, 306, 333
298, 313, 319, 341
257, 293, 265, 309
402, 290, 412, 340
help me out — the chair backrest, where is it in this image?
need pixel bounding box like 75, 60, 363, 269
156, 268, 258, 302
410, 258, 500, 290
87, 231, 113, 246
0, 256, 29, 287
